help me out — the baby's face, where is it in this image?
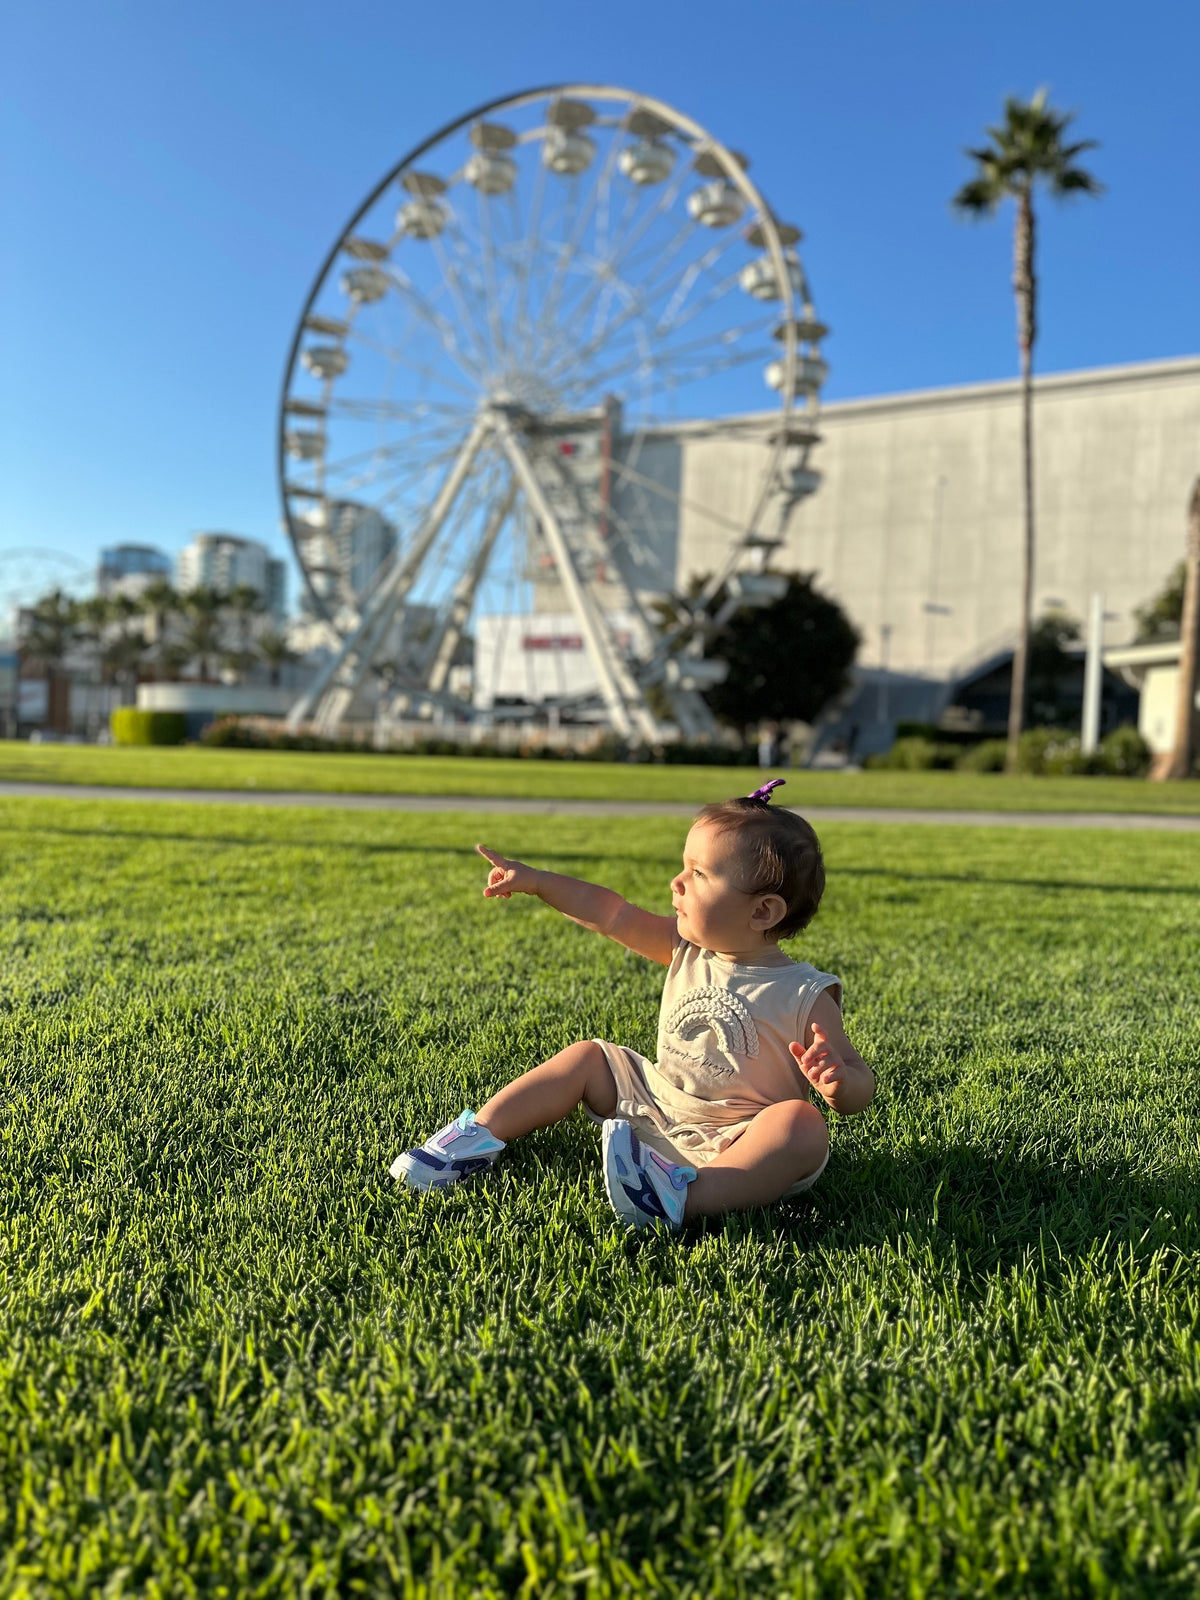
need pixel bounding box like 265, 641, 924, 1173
670, 821, 764, 953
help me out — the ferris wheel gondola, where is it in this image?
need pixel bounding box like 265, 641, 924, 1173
278, 84, 828, 741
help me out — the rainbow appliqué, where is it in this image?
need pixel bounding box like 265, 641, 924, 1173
665, 986, 760, 1058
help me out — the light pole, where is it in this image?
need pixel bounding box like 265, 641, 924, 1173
877, 623, 893, 723
923, 474, 953, 721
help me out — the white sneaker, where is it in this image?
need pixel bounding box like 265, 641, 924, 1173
390, 1110, 505, 1190
602, 1119, 695, 1231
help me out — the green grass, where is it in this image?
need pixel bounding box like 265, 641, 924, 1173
5, 741, 1200, 814
2, 798, 1199, 1596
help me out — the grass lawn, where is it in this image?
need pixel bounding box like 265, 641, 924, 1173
4, 741, 1200, 814
2, 798, 1199, 1596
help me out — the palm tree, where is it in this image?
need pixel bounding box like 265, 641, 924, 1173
257, 629, 298, 688
21, 589, 79, 673
228, 584, 264, 650
139, 579, 180, 679
953, 90, 1102, 770
180, 587, 226, 682
72, 595, 113, 672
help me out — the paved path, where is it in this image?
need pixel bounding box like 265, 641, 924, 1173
2, 780, 1199, 831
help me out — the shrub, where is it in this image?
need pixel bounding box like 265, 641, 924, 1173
1042, 737, 1092, 777
872, 736, 958, 771
1014, 727, 1078, 775
957, 739, 1008, 773
110, 709, 187, 746
1098, 723, 1151, 777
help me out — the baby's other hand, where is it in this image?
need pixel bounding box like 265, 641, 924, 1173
789, 1025, 849, 1101
476, 843, 539, 899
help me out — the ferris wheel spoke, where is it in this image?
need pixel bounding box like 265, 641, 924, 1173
511, 155, 549, 362
525, 125, 630, 367
653, 261, 763, 342
372, 440, 504, 519
329, 396, 477, 422
335, 432, 480, 504
338, 328, 481, 403
555, 318, 766, 407
382, 266, 489, 383
556, 165, 694, 347
539, 229, 745, 392
319, 418, 480, 482
559, 305, 773, 400
427, 231, 501, 375
471, 191, 511, 371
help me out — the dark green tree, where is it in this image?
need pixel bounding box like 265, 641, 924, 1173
1134, 561, 1186, 643
1027, 608, 1081, 726
257, 630, 298, 688
697, 573, 859, 735
953, 89, 1102, 770
20, 589, 79, 672
180, 587, 226, 682
139, 579, 181, 677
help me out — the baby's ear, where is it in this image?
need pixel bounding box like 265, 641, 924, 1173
752, 892, 787, 932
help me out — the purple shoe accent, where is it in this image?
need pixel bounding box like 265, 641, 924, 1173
747, 778, 785, 804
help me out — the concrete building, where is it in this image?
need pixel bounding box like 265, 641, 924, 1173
97, 543, 172, 599
177, 533, 287, 622
678, 355, 1200, 689
472, 356, 1200, 740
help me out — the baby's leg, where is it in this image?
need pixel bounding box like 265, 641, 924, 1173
684, 1099, 829, 1220
477, 1041, 617, 1143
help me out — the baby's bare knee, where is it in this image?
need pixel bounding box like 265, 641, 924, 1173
772, 1098, 829, 1160
577, 1042, 617, 1116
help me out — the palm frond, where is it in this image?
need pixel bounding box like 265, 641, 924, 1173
954, 91, 1101, 208
1053, 167, 1106, 197
951, 176, 1004, 215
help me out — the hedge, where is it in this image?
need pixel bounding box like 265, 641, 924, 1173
110, 709, 187, 746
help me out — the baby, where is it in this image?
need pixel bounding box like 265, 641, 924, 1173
392, 781, 875, 1229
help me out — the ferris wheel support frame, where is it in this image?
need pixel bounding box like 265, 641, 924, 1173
286, 416, 490, 731
491, 409, 662, 744
423, 479, 518, 697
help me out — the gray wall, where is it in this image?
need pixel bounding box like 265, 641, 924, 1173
674, 356, 1200, 684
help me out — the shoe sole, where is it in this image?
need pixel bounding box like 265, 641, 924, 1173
602, 1119, 655, 1229
390, 1151, 495, 1191
390, 1151, 458, 1190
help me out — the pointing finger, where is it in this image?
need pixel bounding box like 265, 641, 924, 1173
476, 843, 503, 866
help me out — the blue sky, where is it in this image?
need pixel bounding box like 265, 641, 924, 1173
2, 0, 1197, 600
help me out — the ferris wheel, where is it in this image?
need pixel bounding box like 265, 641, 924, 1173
279, 84, 827, 741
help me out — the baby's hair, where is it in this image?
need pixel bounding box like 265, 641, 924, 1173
694, 797, 825, 939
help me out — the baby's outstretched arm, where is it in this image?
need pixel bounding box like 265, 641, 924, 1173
476, 843, 675, 964
788, 990, 875, 1115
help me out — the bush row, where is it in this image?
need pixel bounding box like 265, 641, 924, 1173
198, 717, 760, 765
868, 724, 1152, 776
110, 709, 187, 746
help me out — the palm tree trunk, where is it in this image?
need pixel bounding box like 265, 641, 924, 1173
1159, 478, 1200, 779
1006, 191, 1037, 772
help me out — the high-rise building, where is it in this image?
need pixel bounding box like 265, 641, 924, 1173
97, 544, 172, 598
176, 533, 287, 622
297, 500, 396, 616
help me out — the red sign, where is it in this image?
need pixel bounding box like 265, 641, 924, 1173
522, 634, 584, 651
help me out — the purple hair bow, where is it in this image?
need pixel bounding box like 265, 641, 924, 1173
747, 779, 786, 804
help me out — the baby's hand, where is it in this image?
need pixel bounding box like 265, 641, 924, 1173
789, 1025, 850, 1102
476, 843, 540, 900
